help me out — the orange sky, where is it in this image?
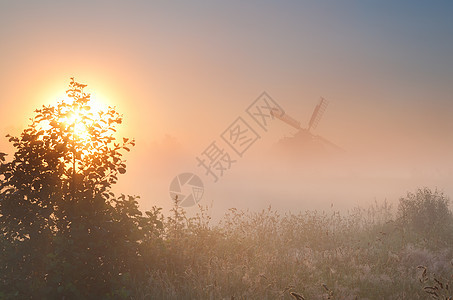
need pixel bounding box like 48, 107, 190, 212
1, 1, 453, 217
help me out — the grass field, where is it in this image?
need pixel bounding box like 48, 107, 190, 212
135, 188, 453, 299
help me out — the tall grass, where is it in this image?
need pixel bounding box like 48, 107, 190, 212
134, 192, 453, 299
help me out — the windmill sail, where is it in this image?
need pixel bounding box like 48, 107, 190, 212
313, 134, 344, 152
270, 108, 302, 130
308, 98, 328, 132
272, 97, 343, 157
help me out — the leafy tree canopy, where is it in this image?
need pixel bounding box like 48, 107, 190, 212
0, 78, 162, 299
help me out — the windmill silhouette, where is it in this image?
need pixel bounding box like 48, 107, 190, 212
270, 98, 343, 155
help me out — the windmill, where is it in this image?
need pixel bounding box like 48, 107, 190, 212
270, 98, 343, 154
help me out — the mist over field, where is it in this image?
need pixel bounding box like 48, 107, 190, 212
117, 109, 453, 220
1, 1, 453, 218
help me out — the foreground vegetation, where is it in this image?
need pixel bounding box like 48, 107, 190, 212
137, 189, 453, 300
1, 80, 452, 299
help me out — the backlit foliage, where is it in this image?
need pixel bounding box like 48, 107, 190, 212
0, 79, 159, 299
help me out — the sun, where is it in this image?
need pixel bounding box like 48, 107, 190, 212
57, 93, 109, 144
62, 110, 91, 141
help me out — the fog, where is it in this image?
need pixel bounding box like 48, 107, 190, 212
115, 104, 453, 221
1, 0, 452, 221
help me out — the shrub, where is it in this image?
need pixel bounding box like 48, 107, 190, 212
396, 188, 453, 247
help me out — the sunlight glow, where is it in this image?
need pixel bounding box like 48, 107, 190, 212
64, 110, 91, 141
58, 94, 109, 143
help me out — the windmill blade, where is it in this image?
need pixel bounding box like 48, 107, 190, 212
270, 107, 302, 130
313, 134, 344, 152
308, 98, 328, 132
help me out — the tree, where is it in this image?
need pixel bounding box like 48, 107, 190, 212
0, 78, 161, 299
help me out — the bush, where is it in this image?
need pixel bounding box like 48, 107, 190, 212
397, 188, 453, 247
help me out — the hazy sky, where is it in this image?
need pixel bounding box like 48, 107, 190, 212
1, 1, 453, 215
